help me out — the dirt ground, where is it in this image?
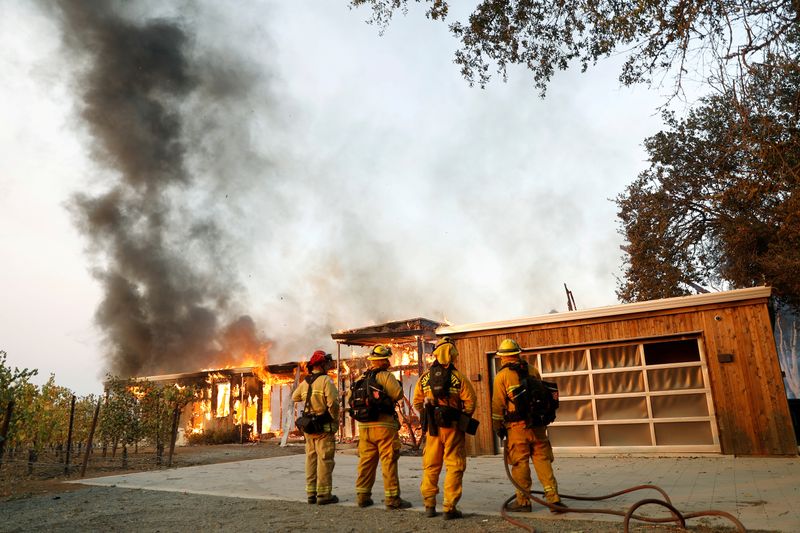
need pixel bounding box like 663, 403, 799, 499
0, 441, 771, 533
0, 439, 303, 501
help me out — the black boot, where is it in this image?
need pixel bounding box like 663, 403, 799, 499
443, 509, 463, 520
385, 498, 412, 510
506, 501, 532, 513
357, 497, 373, 508
425, 506, 437, 518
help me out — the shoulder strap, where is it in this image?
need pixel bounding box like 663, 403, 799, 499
303, 373, 325, 414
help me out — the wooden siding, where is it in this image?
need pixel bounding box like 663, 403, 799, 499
451, 297, 797, 456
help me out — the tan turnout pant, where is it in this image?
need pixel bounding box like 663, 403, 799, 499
355, 426, 402, 505
506, 425, 561, 505
305, 431, 336, 498
420, 425, 466, 512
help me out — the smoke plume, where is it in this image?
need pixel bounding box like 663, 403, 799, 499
49, 0, 267, 376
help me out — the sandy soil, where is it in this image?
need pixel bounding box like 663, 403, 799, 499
0, 441, 771, 533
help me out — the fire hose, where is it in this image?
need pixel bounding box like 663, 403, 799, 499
499, 437, 747, 533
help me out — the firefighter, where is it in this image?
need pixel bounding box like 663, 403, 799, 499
491, 338, 566, 513
354, 344, 412, 510
291, 350, 339, 505
413, 337, 477, 520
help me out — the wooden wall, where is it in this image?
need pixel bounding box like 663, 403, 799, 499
453, 297, 797, 456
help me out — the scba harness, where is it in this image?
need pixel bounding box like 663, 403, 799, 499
503, 362, 559, 427
348, 369, 395, 423
295, 373, 334, 434
427, 360, 453, 400
421, 364, 480, 436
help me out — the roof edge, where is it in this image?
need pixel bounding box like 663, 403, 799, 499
437, 286, 772, 336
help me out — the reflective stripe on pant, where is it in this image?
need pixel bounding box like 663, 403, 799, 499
420, 425, 466, 512
355, 426, 401, 504
305, 432, 336, 498
506, 425, 560, 505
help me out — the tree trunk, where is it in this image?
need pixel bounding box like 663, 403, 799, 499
27, 448, 37, 475
81, 399, 101, 478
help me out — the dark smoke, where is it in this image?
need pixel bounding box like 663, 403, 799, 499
50, 0, 268, 377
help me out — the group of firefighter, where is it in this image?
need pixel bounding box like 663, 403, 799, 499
291, 337, 566, 519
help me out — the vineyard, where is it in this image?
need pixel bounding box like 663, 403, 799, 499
0, 351, 198, 495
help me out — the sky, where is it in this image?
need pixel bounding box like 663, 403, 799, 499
0, 1, 667, 396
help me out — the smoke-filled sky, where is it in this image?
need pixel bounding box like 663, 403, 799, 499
1, 1, 666, 395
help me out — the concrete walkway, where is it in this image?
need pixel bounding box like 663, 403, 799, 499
78, 449, 800, 532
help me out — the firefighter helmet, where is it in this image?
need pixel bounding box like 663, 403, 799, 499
433, 337, 457, 366
497, 338, 522, 357
368, 344, 393, 360
434, 336, 454, 349
309, 350, 332, 367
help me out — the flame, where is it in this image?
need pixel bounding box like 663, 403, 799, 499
385, 344, 418, 367
253, 366, 296, 386
216, 382, 231, 417
262, 410, 272, 432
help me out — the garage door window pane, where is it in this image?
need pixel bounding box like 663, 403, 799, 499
549, 374, 590, 397
596, 397, 648, 420
541, 350, 587, 373
651, 393, 709, 418
643, 339, 700, 365
549, 425, 596, 446
556, 399, 594, 422
590, 345, 639, 369
654, 422, 713, 445
648, 366, 704, 391
593, 371, 644, 394
598, 424, 651, 446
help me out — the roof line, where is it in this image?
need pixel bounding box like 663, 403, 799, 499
437, 286, 772, 335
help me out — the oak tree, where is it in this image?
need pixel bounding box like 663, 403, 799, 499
615, 58, 800, 307
350, 0, 799, 95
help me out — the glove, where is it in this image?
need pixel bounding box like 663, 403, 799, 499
495, 427, 507, 440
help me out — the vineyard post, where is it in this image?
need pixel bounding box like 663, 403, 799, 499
167, 404, 179, 467
64, 394, 76, 476
81, 398, 101, 478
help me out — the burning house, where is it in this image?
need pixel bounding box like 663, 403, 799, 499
135, 317, 444, 446
139, 363, 300, 445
